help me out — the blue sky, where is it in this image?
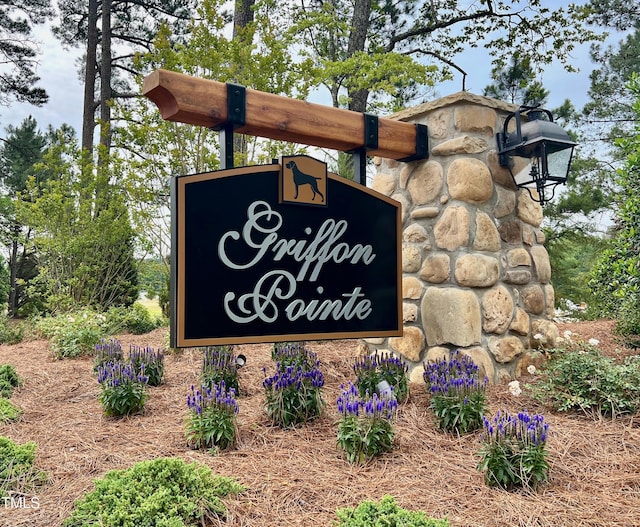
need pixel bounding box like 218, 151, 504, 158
0, 4, 629, 137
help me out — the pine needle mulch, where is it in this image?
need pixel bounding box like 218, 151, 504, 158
1, 320, 640, 527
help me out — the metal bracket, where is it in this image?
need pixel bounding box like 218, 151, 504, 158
352, 113, 379, 185
215, 83, 246, 169
398, 123, 429, 163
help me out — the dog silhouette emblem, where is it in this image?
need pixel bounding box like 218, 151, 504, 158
286, 160, 325, 202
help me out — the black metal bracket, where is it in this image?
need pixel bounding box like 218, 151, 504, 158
212, 83, 246, 169
398, 123, 429, 163
352, 113, 379, 185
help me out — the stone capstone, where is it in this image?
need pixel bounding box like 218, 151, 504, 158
454, 254, 499, 288
422, 288, 482, 347
482, 285, 514, 334
447, 158, 493, 204
389, 326, 425, 362
407, 161, 444, 205
434, 206, 470, 250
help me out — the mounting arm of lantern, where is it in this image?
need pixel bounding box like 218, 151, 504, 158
496, 105, 577, 205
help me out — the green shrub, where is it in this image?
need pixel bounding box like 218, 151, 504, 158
63, 457, 245, 527
335, 495, 449, 527
0, 398, 22, 423
35, 311, 107, 359
614, 292, 640, 348
0, 317, 24, 345
529, 343, 640, 417
0, 364, 22, 398
105, 303, 164, 335
0, 436, 46, 498
185, 382, 238, 451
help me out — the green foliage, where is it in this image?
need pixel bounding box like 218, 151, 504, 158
352, 351, 409, 403
589, 75, 640, 320
34, 311, 107, 359
105, 303, 164, 335
0, 436, 45, 498
97, 361, 149, 417
423, 351, 487, 435
129, 345, 165, 387
336, 382, 398, 465
263, 344, 325, 428
0, 316, 25, 345
185, 382, 238, 451
477, 411, 550, 490
529, 342, 640, 417
0, 398, 22, 423
201, 346, 240, 393
334, 495, 449, 527
0, 363, 22, 398
614, 292, 640, 348
483, 55, 549, 105
62, 457, 245, 527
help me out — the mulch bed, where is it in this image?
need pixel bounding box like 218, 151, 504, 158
1, 320, 640, 526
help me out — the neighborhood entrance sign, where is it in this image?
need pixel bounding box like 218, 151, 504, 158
171, 156, 401, 347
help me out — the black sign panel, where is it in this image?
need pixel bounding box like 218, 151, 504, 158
171, 162, 401, 347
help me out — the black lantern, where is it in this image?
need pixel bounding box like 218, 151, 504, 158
497, 106, 576, 205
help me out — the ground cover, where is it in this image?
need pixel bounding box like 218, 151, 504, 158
1, 320, 639, 526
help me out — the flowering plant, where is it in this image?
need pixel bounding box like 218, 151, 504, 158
353, 351, 409, 402
185, 381, 239, 451
336, 381, 399, 464
423, 351, 488, 434
129, 345, 165, 387
477, 410, 550, 490
93, 339, 124, 373
263, 345, 325, 427
201, 345, 240, 393
97, 361, 149, 416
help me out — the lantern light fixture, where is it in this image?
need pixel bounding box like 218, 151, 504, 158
497, 105, 576, 205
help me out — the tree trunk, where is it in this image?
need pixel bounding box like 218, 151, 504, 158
346, 0, 371, 113
100, 0, 112, 153
82, 0, 99, 155
7, 232, 18, 318
233, 0, 255, 38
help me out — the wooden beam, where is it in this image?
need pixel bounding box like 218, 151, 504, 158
142, 69, 425, 160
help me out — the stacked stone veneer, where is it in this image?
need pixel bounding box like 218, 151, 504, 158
366, 92, 559, 384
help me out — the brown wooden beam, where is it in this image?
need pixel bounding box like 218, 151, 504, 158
142, 69, 425, 160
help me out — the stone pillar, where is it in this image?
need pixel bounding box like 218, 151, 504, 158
366, 92, 557, 384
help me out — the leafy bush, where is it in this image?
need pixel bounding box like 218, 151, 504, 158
423, 351, 487, 434
93, 338, 124, 372
529, 343, 640, 417
105, 303, 164, 335
353, 351, 409, 402
0, 436, 46, 498
201, 345, 240, 393
0, 316, 24, 345
97, 361, 149, 417
35, 310, 107, 359
336, 381, 398, 465
0, 364, 22, 398
614, 292, 640, 348
335, 495, 449, 527
263, 344, 325, 428
0, 398, 22, 423
477, 411, 550, 490
129, 345, 165, 386
62, 457, 245, 527
185, 382, 239, 451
